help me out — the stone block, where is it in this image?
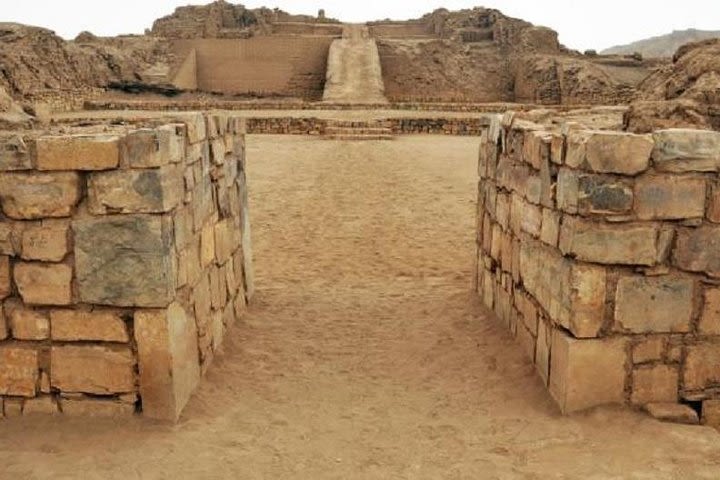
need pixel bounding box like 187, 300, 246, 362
0, 172, 81, 219
14, 262, 73, 306
201, 223, 216, 268
633, 337, 665, 364
708, 182, 720, 223
20, 219, 69, 262
683, 342, 720, 392
176, 113, 207, 144
520, 202, 542, 237
0, 256, 10, 300
5, 300, 49, 340
134, 303, 200, 422
0, 305, 7, 340
673, 226, 720, 277
88, 165, 183, 214
559, 217, 658, 266
74, 215, 176, 308
635, 175, 706, 220
614, 276, 694, 333
540, 209, 560, 247
556, 168, 579, 214
214, 219, 235, 265
23, 396, 58, 415
209, 266, 227, 311
36, 135, 120, 171
645, 403, 699, 425
550, 134, 564, 165
585, 131, 653, 175
702, 399, 720, 428
0, 346, 39, 397
50, 309, 129, 342
520, 240, 606, 338
51, 345, 135, 395
60, 397, 135, 417
549, 330, 627, 413
495, 193, 510, 230
120, 130, 169, 168
522, 130, 551, 170
631, 365, 679, 405
652, 129, 720, 172
535, 318, 551, 386
700, 288, 720, 335
3, 398, 23, 416
577, 175, 633, 215
0, 134, 33, 171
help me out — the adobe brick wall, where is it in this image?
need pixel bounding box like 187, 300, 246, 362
0, 113, 252, 421
476, 113, 720, 419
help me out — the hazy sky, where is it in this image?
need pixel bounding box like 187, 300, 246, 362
3, 1, 719, 51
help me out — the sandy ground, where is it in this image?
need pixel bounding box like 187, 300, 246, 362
1, 136, 719, 479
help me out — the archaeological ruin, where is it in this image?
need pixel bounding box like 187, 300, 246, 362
1, 0, 720, 446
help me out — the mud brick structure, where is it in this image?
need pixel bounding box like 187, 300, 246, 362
0, 113, 252, 420
476, 114, 720, 416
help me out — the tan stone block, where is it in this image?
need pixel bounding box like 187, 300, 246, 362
673, 226, 720, 278
3, 398, 23, 417
134, 303, 200, 421
177, 113, 207, 144
214, 219, 235, 265
645, 402, 699, 425
23, 395, 58, 415
700, 288, 720, 335
633, 337, 665, 364
635, 175, 706, 220
631, 365, 679, 405
535, 319, 551, 386
517, 323, 536, 362
0, 134, 34, 171
652, 129, 720, 173
708, 182, 720, 224
36, 135, 120, 171
200, 223, 215, 268
0, 304, 7, 340
0, 256, 10, 300
120, 129, 169, 168
20, 219, 69, 262
559, 217, 658, 266
14, 262, 72, 306
5, 300, 49, 340
550, 133, 564, 165
549, 330, 627, 413
0, 172, 81, 219
495, 193, 510, 230
193, 274, 212, 331
540, 209, 560, 247
683, 342, 720, 392
520, 202, 542, 237
0, 346, 39, 397
614, 276, 694, 334
88, 165, 183, 214
585, 131, 653, 175
577, 175, 633, 215
209, 266, 227, 311
50, 309, 129, 342
702, 399, 720, 428
61, 397, 136, 417
51, 345, 136, 395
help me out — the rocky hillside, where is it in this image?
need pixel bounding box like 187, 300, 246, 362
625, 38, 720, 132
602, 29, 720, 58
378, 8, 648, 105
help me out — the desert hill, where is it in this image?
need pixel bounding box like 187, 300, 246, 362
602, 29, 720, 58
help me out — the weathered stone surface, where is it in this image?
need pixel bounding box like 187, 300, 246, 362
23, 396, 58, 415
214, 219, 236, 265
708, 182, 720, 223
20, 219, 69, 262
702, 399, 720, 428
200, 223, 215, 268
0, 305, 7, 340
51, 345, 136, 395
652, 129, 720, 172
700, 288, 720, 335
535, 318, 550, 386
673, 226, 720, 277
0, 134, 33, 171
0, 172, 81, 219
633, 337, 665, 364
683, 342, 720, 392
121, 130, 169, 168
645, 403, 699, 425
61, 397, 135, 417
631, 365, 679, 405
540, 208, 560, 247
559, 217, 658, 266
5, 300, 50, 340
635, 175, 706, 220
14, 262, 73, 306
50, 309, 129, 342
614, 276, 694, 333
74, 215, 175, 307
584, 132, 653, 175
36, 135, 120, 171
88, 165, 183, 214
0, 346, 38, 397
0, 256, 10, 300
520, 240, 606, 338
549, 330, 627, 413
134, 303, 200, 421
577, 175, 633, 215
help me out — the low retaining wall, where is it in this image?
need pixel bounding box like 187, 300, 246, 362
0, 113, 252, 420
245, 117, 489, 136
477, 114, 720, 419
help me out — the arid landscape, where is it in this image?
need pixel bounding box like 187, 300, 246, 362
1, 1, 720, 478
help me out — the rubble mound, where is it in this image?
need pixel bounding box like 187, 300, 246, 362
378, 8, 649, 105
626, 39, 720, 131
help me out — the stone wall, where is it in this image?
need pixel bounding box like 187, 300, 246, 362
0, 113, 252, 421
476, 113, 720, 423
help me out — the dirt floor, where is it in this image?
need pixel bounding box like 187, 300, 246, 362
1, 136, 719, 479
